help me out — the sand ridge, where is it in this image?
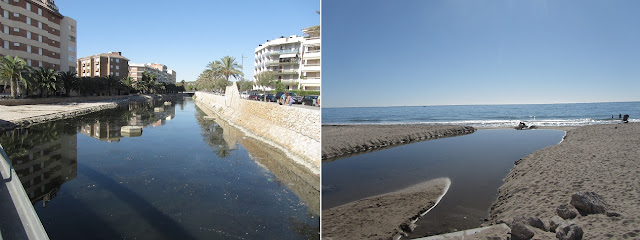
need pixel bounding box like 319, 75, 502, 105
322, 178, 451, 240
322, 124, 476, 161
488, 123, 640, 239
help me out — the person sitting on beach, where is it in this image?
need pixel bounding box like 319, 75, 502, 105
623, 114, 629, 123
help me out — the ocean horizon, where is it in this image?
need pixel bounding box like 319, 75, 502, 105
322, 101, 640, 128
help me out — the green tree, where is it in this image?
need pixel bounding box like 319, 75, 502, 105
120, 76, 135, 94
105, 75, 120, 96
32, 67, 59, 98
58, 70, 77, 97
0, 56, 29, 98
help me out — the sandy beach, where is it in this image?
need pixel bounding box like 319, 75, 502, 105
322, 124, 476, 161
322, 178, 450, 240
486, 123, 640, 239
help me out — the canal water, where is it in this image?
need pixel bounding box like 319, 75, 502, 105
0, 97, 319, 240
322, 129, 564, 238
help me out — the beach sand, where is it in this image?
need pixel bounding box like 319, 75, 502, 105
487, 123, 640, 239
322, 178, 450, 240
322, 124, 476, 161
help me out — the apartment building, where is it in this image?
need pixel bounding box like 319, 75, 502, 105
129, 63, 176, 84
0, 0, 77, 72
253, 25, 321, 91
300, 25, 320, 91
254, 35, 304, 90
76, 52, 129, 78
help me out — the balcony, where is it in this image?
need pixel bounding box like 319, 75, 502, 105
302, 64, 320, 72
299, 77, 321, 86
267, 49, 300, 56
274, 70, 299, 75
303, 51, 320, 59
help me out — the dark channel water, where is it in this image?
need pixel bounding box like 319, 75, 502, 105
322, 129, 565, 238
0, 97, 319, 240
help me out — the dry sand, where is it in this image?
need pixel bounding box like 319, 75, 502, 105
487, 123, 640, 239
322, 124, 476, 161
322, 178, 450, 240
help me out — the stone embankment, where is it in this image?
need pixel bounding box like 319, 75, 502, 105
194, 86, 320, 175
0, 94, 182, 132
322, 124, 476, 161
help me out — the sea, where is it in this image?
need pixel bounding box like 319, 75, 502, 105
322, 101, 640, 127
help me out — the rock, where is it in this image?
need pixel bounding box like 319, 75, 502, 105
549, 216, 565, 233
570, 192, 607, 215
510, 222, 535, 240
555, 222, 583, 240
513, 216, 546, 231
606, 211, 621, 217
556, 204, 578, 219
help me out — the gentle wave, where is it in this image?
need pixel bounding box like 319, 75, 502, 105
326, 118, 639, 128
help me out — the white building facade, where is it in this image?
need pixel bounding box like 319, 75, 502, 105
128, 63, 176, 84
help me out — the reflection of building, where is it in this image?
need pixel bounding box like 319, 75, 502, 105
79, 120, 121, 142
77, 51, 129, 78
253, 25, 321, 91
0, 0, 77, 72
11, 132, 77, 203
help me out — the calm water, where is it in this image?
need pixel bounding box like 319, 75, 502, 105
322, 129, 564, 237
0, 97, 319, 240
323, 101, 640, 127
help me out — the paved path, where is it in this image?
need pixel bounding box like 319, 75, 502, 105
0, 102, 113, 122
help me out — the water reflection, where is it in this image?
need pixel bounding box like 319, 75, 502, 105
0, 121, 77, 206
0, 97, 319, 239
193, 105, 320, 216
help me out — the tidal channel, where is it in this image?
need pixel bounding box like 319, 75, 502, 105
0, 97, 319, 240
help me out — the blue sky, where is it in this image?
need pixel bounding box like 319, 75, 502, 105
57, 0, 319, 83
322, 0, 640, 107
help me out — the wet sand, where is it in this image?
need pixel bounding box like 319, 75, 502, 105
322, 124, 476, 161
322, 178, 450, 240
488, 123, 640, 239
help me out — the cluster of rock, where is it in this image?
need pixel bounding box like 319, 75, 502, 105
509, 192, 616, 240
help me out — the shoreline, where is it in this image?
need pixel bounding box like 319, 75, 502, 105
322, 178, 451, 240
322, 124, 476, 162
0, 94, 185, 132
485, 122, 640, 238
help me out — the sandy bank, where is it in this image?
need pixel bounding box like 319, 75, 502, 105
322, 124, 476, 161
322, 178, 450, 240
0, 94, 181, 132
488, 123, 640, 239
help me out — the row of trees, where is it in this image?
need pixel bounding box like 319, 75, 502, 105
193, 56, 243, 92
0, 56, 184, 98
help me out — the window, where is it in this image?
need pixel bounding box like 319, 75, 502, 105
116, 65, 119, 70
26, 3, 30, 11
38, 22, 42, 29
69, 35, 75, 42
38, 35, 42, 42
13, 42, 19, 46
26, 17, 30, 24
13, 13, 19, 17
116, 72, 120, 77
38, 8, 42, 16
3, 10, 7, 19
13, 28, 18, 32
115, 59, 119, 63
38, 48, 42, 55
27, 45, 30, 52
3, 26, 7, 34
38, 61, 42, 67
68, 46, 75, 52
27, 59, 31, 66
26, 31, 30, 39
68, 56, 75, 62
3, 41, 8, 49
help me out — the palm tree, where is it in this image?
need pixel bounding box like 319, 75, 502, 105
32, 67, 59, 98
0, 56, 29, 98
207, 56, 243, 91
58, 70, 77, 97
105, 75, 119, 96
120, 76, 134, 94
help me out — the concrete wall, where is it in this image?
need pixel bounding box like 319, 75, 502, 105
194, 84, 320, 174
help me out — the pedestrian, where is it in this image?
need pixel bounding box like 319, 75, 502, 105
280, 93, 286, 105
317, 95, 321, 107
287, 94, 293, 106
619, 113, 622, 119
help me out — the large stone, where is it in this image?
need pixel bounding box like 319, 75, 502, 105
570, 192, 607, 215
549, 216, 565, 233
510, 218, 536, 240
556, 203, 578, 219
555, 222, 583, 240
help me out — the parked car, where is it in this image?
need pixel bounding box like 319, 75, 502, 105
240, 91, 249, 99
301, 95, 319, 106
264, 93, 276, 102
248, 92, 263, 101
287, 92, 303, 104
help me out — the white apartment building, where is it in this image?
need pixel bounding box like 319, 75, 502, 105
129, 63, 176, 84
253, 25, 320, 91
